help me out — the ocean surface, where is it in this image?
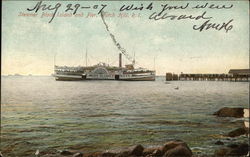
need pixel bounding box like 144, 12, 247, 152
1, 76, 249, 156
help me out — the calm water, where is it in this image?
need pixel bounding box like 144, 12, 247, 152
1, 76, 249, 156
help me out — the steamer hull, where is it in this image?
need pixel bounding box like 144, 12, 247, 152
53, 65, 155, 81
119, 73, 155, 81
119, 77, 155, 81
53, 74, 84, 81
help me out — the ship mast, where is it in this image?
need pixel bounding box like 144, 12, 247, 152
133, 51, 135, 65
85, 47, 88, 67
154, 56, 155, 71
54, 52, 57, 67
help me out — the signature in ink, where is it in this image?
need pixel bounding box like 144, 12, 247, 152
193, 19, 233, 33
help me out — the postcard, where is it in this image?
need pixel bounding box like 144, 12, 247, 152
1, 0, 249, 157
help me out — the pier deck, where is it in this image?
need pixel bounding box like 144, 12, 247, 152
166, 69, 250, 82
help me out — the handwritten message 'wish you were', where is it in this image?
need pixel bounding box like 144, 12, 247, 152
18, 1, 235, 33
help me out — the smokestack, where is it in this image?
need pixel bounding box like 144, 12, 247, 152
119, 53, 122, 68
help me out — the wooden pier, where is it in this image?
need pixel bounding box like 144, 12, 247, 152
166, 69, 250, 82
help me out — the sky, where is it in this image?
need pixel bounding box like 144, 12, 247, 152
2, 1, 249, 75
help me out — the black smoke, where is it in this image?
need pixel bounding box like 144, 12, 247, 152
100, 11, 133, 63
